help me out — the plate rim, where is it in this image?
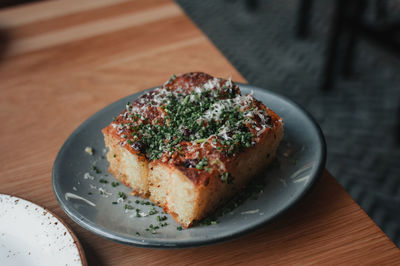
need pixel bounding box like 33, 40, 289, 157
52, 84, 326, 249
0, 193, 87, 265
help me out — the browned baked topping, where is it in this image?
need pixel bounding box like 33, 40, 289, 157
108, 72, 281, 184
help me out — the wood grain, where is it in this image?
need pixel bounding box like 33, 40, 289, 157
0, 0, 399, 265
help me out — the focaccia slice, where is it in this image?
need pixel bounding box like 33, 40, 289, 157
102, 72, 283, 227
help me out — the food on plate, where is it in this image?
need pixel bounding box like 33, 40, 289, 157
84, 146, 93, 155
102, 72, 283, 227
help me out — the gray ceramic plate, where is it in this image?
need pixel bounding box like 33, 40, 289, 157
52, 84, 326, 248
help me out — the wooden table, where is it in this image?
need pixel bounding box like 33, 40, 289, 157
0, 0, 399, 264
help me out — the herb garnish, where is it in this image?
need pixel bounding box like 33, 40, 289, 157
91, 165, 101, 174
195, 157, 208, 170
156, 215, 167, 222
118, 192, 127, 200
135, 200, 151, 205
148, 207, 158, 215
168, 74, 177, 83
220, 172, 233, 184
124, 204, 134, 210
146, 224, 160, 234
114, 77, 263, 165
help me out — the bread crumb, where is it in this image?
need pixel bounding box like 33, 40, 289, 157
85, 146, 93, 155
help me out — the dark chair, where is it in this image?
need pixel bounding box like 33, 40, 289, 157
297, 0, 400, 90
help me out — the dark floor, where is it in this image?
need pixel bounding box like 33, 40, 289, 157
176, 0, 400, 246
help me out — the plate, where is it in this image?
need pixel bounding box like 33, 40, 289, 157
0, 194, 86, 265
52, 84, 326, 248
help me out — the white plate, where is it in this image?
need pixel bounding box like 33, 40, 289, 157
0, 194, 86, 266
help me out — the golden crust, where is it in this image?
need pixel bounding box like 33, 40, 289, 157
102, 72, 284, 227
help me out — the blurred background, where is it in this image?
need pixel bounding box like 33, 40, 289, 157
2, 0, 399, 247
176, 0, 400, 246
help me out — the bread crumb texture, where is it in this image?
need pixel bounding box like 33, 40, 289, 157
102, 72, 283, 227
